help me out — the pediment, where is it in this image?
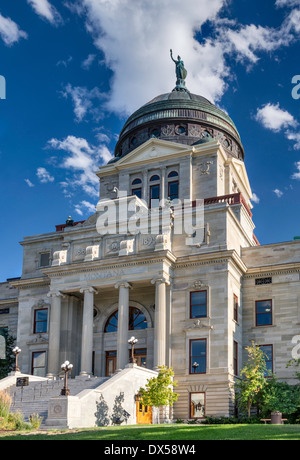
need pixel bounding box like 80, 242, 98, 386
226, 157, 252, 198
113, 139, 190, 168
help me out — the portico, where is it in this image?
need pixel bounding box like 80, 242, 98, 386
44, 253, 173, 379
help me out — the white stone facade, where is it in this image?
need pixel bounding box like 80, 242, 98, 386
1, 137, 299, 421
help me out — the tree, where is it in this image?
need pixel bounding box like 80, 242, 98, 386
257, 377, 300, 418
138, 366, 179, 424
0, 330, 16, 380
235, 342, 268, 418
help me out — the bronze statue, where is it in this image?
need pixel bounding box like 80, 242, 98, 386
170, 49, 187, 89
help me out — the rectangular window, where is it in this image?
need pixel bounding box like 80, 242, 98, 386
33, 309, 48, 334
233, 295, 238, 322
260, 344, 273, 376
168, 181, 179, 201
233, 341, 238, 376
149, 184, 160, 207
190, 392, 205, 419
40, 252, 50, 267
32, 351, 46, 377
190, 339, 207, 374
132, 188, 142, 199
256, 300, 272, 326
190, 291, 207, 319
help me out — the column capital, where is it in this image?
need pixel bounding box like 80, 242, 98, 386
114, 281, 132, 290
79, 287, 98, 295
47, 291, 66, 299
151, 277, 170, 286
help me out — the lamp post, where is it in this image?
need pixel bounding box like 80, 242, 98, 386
192, 362, 199, 374
60, 361, 73, 396
12, 347, 21, 372
128, 336, 138, 364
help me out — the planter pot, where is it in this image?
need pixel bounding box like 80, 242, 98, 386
271, 412, 282, 425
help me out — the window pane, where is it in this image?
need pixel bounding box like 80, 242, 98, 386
190, 393, 205, 418
40, 253, 50, 267
168, 181, 179, 200
150, 175, 160, 182
256, 300, 272, 326
168, 171, 178, 178
190, 340, 206, 373
132, 188, 142, 199
150, 184, 160, 200
190, 291, 207, 318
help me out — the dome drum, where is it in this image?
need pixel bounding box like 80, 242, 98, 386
114, 91, 245, 162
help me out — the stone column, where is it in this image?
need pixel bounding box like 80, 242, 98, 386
115, 282, 132, 371
80, 287, 98, 376
46, 291, 65, 378
161, 166, 166, 206
151, 277, 170, 369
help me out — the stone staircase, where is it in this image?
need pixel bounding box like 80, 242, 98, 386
7, 376, 108, 428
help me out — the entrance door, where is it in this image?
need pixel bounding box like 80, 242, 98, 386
136, 400, 152, 424
105, 351, 117, 377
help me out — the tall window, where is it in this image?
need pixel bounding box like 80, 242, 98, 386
190, 339, 207, 374
233, 295, 238, 323
256, 300, 272, 326
233, 340, 238, 376
104, 307, 147, 332
167, 171, 179, 201
39, 252, 50, 267
149, 175, 160, 208
32, 351, 46, 377
190, 291, 207, 319
33, 309, 48, 334
260, 345, 273, 376
132, 178, 142, 199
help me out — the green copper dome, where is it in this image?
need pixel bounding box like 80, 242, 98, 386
114, 89, 244, 161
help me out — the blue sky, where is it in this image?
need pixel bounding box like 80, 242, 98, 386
0, 0, 300, 281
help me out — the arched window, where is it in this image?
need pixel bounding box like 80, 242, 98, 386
168, 171, 179, 201
104, 307, 147, 332
132, 178, 142, 199
149, 175, 160, 207
150, 175, 160, 182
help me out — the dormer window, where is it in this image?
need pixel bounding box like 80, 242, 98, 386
168, 171, 179, 201
132, 178, 142, 199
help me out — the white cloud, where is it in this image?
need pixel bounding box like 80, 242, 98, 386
81, 54, 96, 70
61, 84, 105, 122
75, 0, 230, 114
25, 179, 35, 188
36, 167, 55, 183
47, 135, 113, 197
291, 161, 300, 179
27, 0, 62, 25
56, 56, 73, 67
273, 189, 284, 198
75, 200, 96, 216
276, 0, 300, 7
286, 131, 300, 149
66, 0, 300, 117
255, 103, 298, 132
0, 13, 28, 46
251, 193, 260, 204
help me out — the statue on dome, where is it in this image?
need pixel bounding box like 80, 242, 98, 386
170, 49, 187, 90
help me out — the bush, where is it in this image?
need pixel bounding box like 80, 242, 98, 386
29, 413, 43, 430
202, 415, 262, 425
0, 391, 12, 420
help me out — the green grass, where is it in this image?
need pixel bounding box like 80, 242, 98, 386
1, 424, 300, 440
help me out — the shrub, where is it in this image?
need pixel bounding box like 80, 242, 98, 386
0, 390, 12, 419
29, 413, 43, 430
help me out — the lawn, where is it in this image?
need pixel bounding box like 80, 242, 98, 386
0, 424, 300, 441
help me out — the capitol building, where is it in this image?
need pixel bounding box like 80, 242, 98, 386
0, 56, 299, 427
